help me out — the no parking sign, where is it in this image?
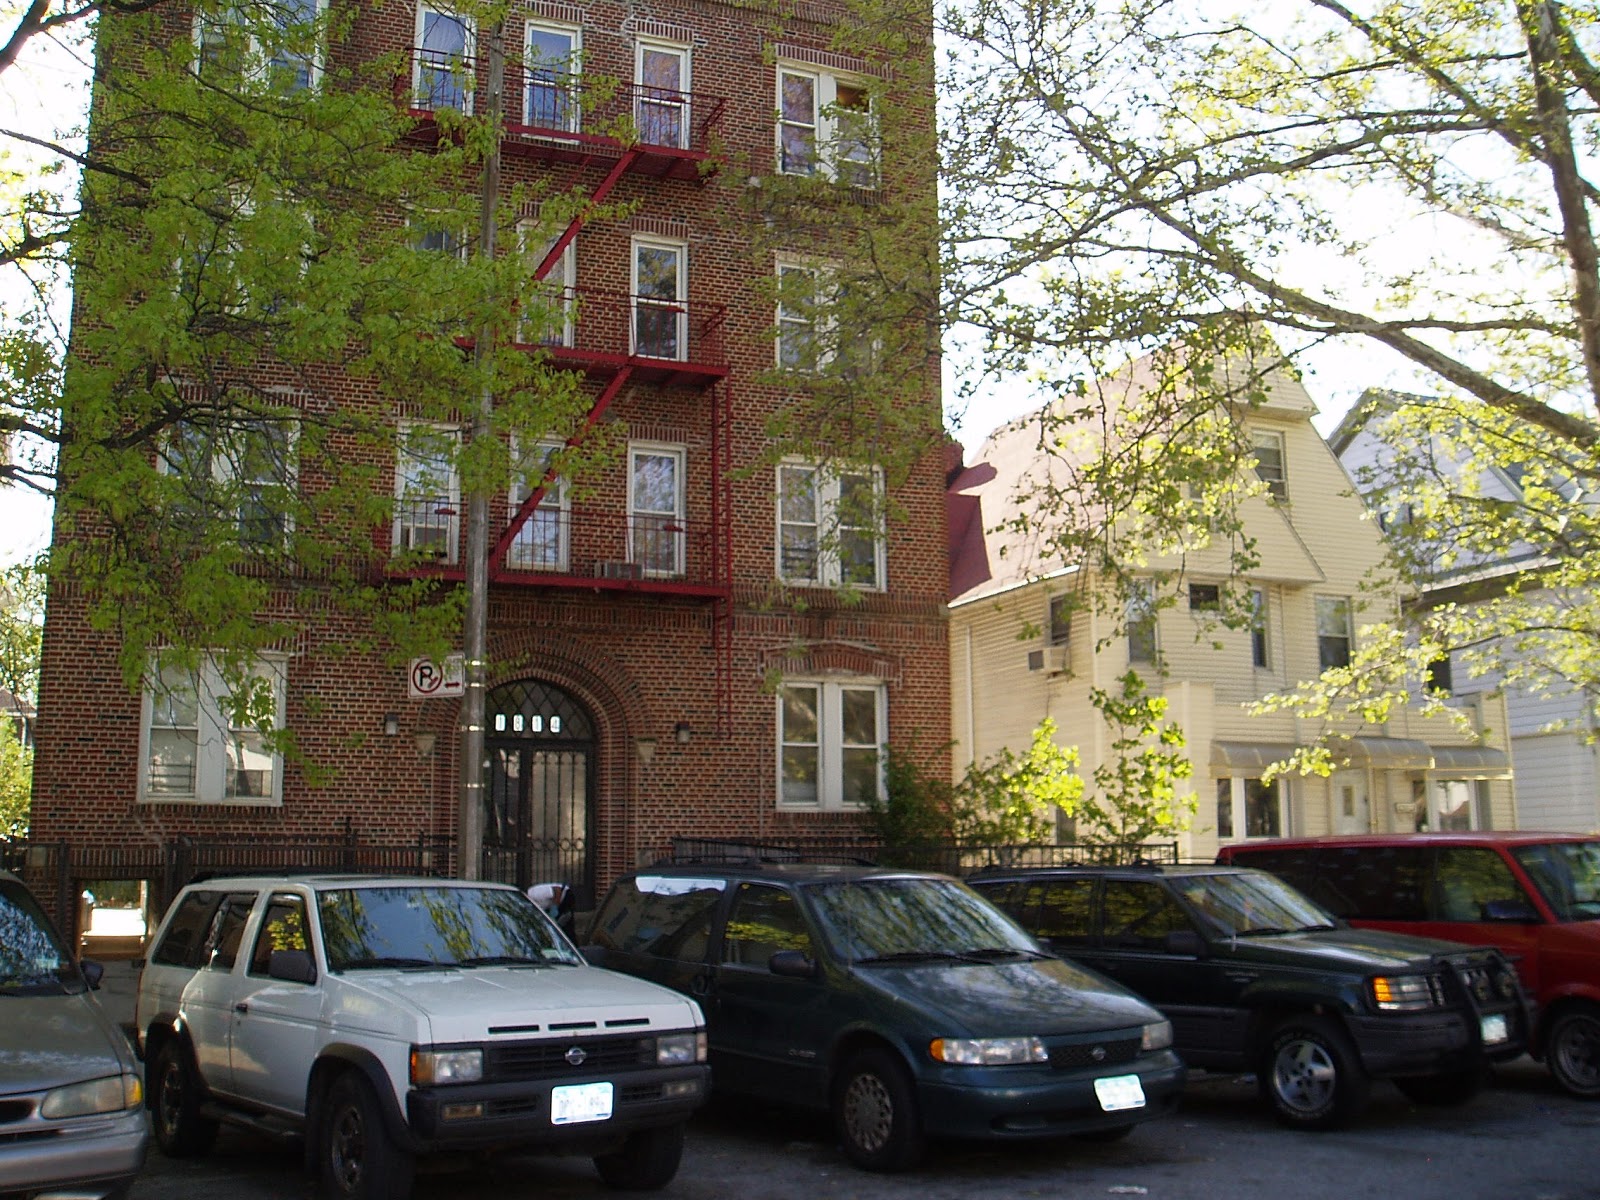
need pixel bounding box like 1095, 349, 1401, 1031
408, 654, 465, 699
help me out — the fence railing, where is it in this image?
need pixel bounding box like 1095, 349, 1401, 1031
663, 835, 1180, 874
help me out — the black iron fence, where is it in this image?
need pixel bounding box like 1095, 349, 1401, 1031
663, 835, 1180, 875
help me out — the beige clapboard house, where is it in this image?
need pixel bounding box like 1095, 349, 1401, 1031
947, 357, 1516, 861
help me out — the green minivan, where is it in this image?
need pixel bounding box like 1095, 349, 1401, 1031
582, 862, 1184, 1171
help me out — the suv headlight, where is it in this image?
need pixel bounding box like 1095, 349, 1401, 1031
1141, 1020, 1173, 1052
40, 1073, 142, 1119
929, 1036, 1048, 1065
1371, 974, 1440, 1012
655, 1032, 707, 1065
411, 1047, 484, 1086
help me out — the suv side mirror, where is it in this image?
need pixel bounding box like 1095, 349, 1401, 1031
1164, 930, 1207, 958
267, 948, 317, 984
79, 958, 105, 989
768, 949, 818, 979
1484, 898, 1541, 924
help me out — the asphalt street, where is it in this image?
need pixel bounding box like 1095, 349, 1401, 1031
125, 1058, 1600, 1200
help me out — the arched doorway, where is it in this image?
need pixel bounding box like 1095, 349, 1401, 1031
484, 680, 596, 904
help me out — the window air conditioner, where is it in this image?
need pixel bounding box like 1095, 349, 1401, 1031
1026, 646, 1070, 675
595, 560, 644, 580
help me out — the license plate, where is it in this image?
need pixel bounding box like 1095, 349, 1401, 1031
1481, 1014, 1509, 1045
551, 1081, 614, 1125
1093, 1073, 1147, 1112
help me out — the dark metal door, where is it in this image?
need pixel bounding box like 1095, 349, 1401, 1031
484, 681, 596, 904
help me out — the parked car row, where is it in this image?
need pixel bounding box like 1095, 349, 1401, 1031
3, 830, 1593, 1200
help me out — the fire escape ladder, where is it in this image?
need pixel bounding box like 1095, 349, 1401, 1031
530, 148, 641, 282
711, 378, 734, 736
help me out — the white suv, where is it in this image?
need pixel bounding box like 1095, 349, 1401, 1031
135, 875, 709, 1198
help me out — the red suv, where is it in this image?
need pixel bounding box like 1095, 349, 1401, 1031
1218, 832, 1600, 1098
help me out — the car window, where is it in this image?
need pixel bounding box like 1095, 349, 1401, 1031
809, 877, 1037, 961
248, 893, 311, 977
1101, 880, 1193, 949
1173, 871, 1335, 936
205, 892, 259, 972
0, 878, 70, 989
1035, 878, 1096, 944
970, 879, 1020, 914
152, 889, 223, 968
722, 883, 813, 967
317, 885, 581, 969
1431, 848, 1530, 922
1511, 841, 1600, 922
591, 876, 726, 959
1318, 846, 1427, 920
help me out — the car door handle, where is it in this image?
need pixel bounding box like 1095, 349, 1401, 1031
1225, 972, 1258, 984
234, 1002, 250, 1015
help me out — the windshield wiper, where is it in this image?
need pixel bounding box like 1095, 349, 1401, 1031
854, 949, 988, 965
457, 955, 551, 968
1232, 927, 1291, 937
1294, 923, 1339, 932
960, 946, 1053, 961
337, 956, 439, 970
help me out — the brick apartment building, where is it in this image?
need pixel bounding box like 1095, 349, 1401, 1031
27, 0, 949, 930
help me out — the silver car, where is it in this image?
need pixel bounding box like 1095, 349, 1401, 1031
0, 869, 148, 1199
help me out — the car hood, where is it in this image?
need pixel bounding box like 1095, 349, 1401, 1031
333, 964, 705, 1043
0, 990, 133, 1095
1218, 926, 1491, 971
850, 957, 1162, 1038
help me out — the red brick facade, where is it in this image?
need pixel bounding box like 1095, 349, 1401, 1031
31, 0, 949, 911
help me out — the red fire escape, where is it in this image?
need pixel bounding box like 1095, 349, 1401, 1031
398, 48, 735, 731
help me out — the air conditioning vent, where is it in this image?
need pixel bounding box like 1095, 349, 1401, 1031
595, 560, 644, 580
1027, 646, 1070, 675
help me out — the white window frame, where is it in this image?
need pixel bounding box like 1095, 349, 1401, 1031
507, 437, 570, 571
518, 219, 575, 347
776, 678, 887, 810
193, 0, 328, 91
394, 423, 461, 563
775, 260, 820, 371
775, 460, 885, 590
523, 21, 581, 132
1250, 428, 1288, 500
1047, 593, 1073, 647
414, 3, 476, 114
634, 38, 690, 149
628, 442, 685, 576
1127, 578, 1158, 665
631, 235, 688, 361
139, 654, 288, 806
775, 62, 877, 187
1216, 775, 1285, 840
1249, 587, 1270, 669
158, 417, 298, 549
1315, 595, 1353, 671
408, 213, 469, 260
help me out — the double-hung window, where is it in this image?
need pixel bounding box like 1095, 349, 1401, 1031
778, 680, 885, 809
777, 64, 877, 187
632, 237, 687, 360
629, 444, 684, 576
195, 0, 325, 92
1047, 594, 1073, 647
524, 23, 580, 132
518, 219, 575, 347
775, 262, 820, 371
635, 40, 690, 149
1216, 776, 1283, 839
776, 462, 884, 589
1127, 579, 1158, 665
507, 439, 569, 571
394, 424, 460, 562
1249, 588, 1270, 669
415, 4, 474, 113
1250, 429, 1287, 500
1315, 596, 1353, 671
160, 417, 297, 549
142, 655, 287, 805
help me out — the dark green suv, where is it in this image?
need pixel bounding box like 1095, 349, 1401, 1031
583, 863, 1184, 1170
969, 864, 1530, 1130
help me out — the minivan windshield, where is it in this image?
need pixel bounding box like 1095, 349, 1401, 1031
1175, 871, 1338, 937
1513, 841, 1600, 922
0, 878, 77, 993
317, 885, 583, 970
806, 877, 1040, 963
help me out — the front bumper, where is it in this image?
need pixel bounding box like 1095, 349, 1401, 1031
915, 1050, 1186, 1141
1348, 1003, 1527, 1077
0, 1106, 148, 1198
405, 1064, 710, 1153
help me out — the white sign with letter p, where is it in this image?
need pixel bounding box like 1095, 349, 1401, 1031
409, 654, 465, 699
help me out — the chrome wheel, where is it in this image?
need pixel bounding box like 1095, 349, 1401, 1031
842, 1070, 894, 1154
1272, 1035, 1338, 1115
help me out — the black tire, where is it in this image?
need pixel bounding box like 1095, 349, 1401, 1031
149, 1041, 219, 1158
1545, 1004, 1600, 1098
1395, 1067, 1484, 1106
319, 1071, 416, 1200
1076, 1123, 1136, 1143
1259, 1015, 1370, 1130
593, 1123, 686, 1190
832, 1048, 925, 1172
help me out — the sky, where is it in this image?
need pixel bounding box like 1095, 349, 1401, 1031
0, 15, 1423, 568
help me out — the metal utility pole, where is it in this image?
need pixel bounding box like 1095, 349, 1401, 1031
459, 20, 505, 881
